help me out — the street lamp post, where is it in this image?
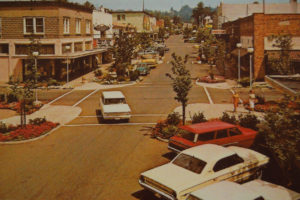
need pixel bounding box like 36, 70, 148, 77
65, 45, 71, 83
247, 47, 254, 89
236, 43, 242, 83
32, 51, 39, 102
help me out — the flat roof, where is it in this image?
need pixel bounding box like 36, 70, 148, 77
110, 10, 153, 17
0, 1, 93, 13
180, 121, 236, 134
102, 91, 125, 99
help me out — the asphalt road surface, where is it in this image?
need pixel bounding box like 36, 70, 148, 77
0, 35, 218, 200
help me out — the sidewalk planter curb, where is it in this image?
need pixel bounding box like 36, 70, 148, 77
0, 124, 61, 145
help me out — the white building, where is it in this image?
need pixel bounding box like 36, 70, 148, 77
93, 6, 113, 46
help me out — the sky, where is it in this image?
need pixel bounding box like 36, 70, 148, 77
70, 0, 290, 11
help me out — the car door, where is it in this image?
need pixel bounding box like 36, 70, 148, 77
228, 127, 244, 147
213, 129, 231, 146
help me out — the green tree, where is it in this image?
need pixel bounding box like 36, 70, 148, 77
112, 31, 137, 76
269, 34, 293, 74
137, 32, 152, 52
192, 2, 213, 26
258, 98, 300, 187
83, 1, 95, 9
166, 53, 192, 125
183, 27, 192, 39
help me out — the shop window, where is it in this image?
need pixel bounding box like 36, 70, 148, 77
62, 43, 72, 54
40, 44, 54, 55
85, 41, 92, 50
74, 42, 82, 52
0, 44, 8, 54
15, 44, 29, 55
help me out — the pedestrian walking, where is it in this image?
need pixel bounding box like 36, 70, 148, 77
232, 90, 240, 112
249, 90, 256, 111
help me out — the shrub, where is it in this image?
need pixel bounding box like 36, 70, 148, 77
166, 112, 181, 126
7, 93, 18, 103
151, 120, 168, 138
0, 93, 5, 102
238, 77, 250, 87
117, 76, 126, 82
0, 122, 8, 133
48, 78, 59, 86
238, 113, 260, 130
256, 94, 265, 105
191, 111, 207, 124
129, 70, 139, 81
29, 117, 46, 126
161, 125, 178, 139
94, 69, 103, 77
220, 112, 237, 124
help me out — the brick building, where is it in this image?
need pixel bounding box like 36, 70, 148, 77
0, 1, 107, 83
223, 13, 300, 80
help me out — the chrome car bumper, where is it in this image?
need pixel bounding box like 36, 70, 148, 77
139, 179, 176, 200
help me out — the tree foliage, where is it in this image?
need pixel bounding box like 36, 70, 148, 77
258, 98, 300, 187
166, 53, 192, 125
192, 2, 214, 26
112, 32, 137, 76
137, 32, 152, 52
268, 34, 293, 74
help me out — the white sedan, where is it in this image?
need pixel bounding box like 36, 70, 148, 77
139, 144, 269, 200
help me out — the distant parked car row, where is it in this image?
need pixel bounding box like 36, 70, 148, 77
184, 37, 197, 43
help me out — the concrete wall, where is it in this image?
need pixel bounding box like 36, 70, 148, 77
93, 8, 113, 39
112, 12, 150, 32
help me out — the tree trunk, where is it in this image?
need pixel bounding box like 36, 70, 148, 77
182, 103, 186, 125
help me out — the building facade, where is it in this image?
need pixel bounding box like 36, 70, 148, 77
93, 6, 113, 47
217, 0, 300, 28
0, 1, 106, 82
223, 13, 300, 79
111, 11, 153, 33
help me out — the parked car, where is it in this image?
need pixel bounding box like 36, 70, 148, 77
141, 58, 158, 69
139, 144, 269, 200
187, 180, 300, 200
99, 91, 131, 121
184, 37, 197, 43
135, 63, 150, 76
168, 121, 257, 153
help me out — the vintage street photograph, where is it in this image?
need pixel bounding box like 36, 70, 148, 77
0, 0, 299, 199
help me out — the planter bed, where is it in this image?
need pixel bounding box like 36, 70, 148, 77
0, 121, 59, 142
197, 75, 225, 83
0, 101, 43, 114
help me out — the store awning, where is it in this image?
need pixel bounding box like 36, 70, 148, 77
231, 48, 248, 57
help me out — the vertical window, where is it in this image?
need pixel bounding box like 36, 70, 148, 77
76, 19, 81, 34
122, 15, 125, 20
0, 18, 2, 37
86, 20, 91, 34
117, 15, 121, 21
63, 17, 70, 34
23, 17, 44, 34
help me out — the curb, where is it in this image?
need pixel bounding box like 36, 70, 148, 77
155, 136, 169, 143
0, 124, 61, 145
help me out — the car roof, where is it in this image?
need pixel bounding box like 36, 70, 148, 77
102, 91, 125, 99
182, 144, 235, 163
243, 179, 300, 200
190, 181, 262, 200
180, 121, 236, 134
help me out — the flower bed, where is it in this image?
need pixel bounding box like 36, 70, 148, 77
0, 121, 59, 142
0, 101, 43, 114
197, 75, 225, 83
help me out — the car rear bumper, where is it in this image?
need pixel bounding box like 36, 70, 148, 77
139, 179, 176, 200
103, 114, 131, 120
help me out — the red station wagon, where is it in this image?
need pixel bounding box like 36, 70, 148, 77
168, 121, 258, 153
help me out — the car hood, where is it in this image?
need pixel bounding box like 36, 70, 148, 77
102, 104, 131, 113
141, 163, 207, 192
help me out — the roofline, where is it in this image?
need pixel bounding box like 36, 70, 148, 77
0, 1, 93, 13
110, 10, 154, 17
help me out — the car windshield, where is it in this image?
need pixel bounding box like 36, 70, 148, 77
172, 153, 206, 174
104, 98, 126, 104
179, 130, 195, 142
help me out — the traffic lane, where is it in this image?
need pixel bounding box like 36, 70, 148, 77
51, 90, 94, 106
37, 88, 72, 103
207, 88, 232, 104
0, 125, 169, 200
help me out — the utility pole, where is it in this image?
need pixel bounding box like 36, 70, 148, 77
263, 0, 265, 13
142, 0, 144, 11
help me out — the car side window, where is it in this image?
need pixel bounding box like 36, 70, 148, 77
213, 154, 244, 172
216, 129, 228, 139
229, 128, 242, 136
197, 132, 215, 141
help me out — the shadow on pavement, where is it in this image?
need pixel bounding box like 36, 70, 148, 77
132, 189, 160, 200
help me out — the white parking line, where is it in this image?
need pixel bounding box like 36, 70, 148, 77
204, 86, 214, 104
63, 123, 156, 127
78, 114, 167, 118
47, 90, 74, 105
72, 88, 101, 107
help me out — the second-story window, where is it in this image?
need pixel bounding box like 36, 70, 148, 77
63, 17, 70, 34
24, 17, 44, 34
76, 18, 81, 34
117, 15, 121, 21
86, 20, 91, 34
0, 18, 2, 37
122, 15, 126, 20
